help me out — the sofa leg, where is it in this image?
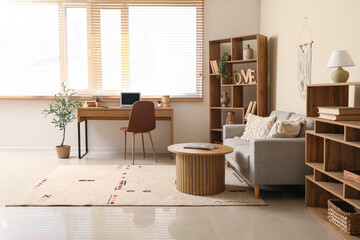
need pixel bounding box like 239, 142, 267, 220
254, 185, 260, 199
226, 160, 229, 167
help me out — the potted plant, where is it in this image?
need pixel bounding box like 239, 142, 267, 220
157, 100, 163, 107
217, 52, 230, 84
95, 96, 102, 107
43, 83, 83, 158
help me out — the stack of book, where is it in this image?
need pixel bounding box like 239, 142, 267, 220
209, 60, 219, 74
84, 101, 96, 107
317, 106, 360, 121
244, 101, 257, 120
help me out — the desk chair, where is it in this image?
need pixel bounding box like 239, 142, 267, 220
121, 101, 157, 165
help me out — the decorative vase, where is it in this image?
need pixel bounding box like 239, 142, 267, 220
95, 102, 101, 107
56, 145, 71, 158
158, 102, 163, 108
243, 44, 254, 60
226, 111, 236, 124
220, 92, 230, 107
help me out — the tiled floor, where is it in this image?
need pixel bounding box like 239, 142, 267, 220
0, 152, 341, 240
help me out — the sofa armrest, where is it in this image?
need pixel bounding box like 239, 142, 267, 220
223, 124, 246, 141
249, 138, 306, 184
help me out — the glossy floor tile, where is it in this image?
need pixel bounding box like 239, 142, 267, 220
0, 151, 341, 240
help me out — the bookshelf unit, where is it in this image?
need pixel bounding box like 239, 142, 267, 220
209, 34, 268, 143
305, 82, 360, 240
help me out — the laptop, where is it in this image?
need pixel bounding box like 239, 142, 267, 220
120, 92, 141, 107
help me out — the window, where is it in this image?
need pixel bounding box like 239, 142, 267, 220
1, 0, 204, 99
66, 8, 89, 90
0, 2, 60, 96
129, 7, 197, 97
100, 9, 122, 91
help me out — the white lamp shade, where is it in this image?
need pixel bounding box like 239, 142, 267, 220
327, 50, 355, 68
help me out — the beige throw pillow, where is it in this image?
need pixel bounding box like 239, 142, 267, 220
241, 113, 277, 141
266, 116, 305, 138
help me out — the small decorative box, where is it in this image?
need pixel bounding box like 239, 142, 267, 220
85, 101, 96, 107
344, 170, 360, 184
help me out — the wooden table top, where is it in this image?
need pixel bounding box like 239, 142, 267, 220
167, 143, 233, 156
79, 107, 173, 111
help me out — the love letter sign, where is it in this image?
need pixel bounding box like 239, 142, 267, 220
234, 69, 256, 84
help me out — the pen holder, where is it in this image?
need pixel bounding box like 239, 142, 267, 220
162, 95, 170, 107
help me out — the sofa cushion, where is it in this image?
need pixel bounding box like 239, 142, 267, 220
241, 114, 276, 141
223, 136, 250, 148
289, 113, 314, 137
270, 110, 293, 121
266, 116, 305, 138
227, 144, 250, 173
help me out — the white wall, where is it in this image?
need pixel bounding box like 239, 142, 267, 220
0, 0, 260, 152
260, 0, 360, 114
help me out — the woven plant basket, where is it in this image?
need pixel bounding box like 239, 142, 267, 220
328, 199, 360, 235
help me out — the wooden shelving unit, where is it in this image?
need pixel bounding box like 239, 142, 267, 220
208, 34, 268, 143
305, 82, 360, 240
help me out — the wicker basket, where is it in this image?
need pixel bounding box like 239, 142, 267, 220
328, 199, 360, 235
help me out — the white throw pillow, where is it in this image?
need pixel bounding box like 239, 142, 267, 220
240, 114, 277, 141
266, 116, 305, 138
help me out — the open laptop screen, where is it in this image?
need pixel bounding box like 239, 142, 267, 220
121, 92, 140, 107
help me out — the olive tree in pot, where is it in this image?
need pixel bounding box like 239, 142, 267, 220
43, 83, 83, 158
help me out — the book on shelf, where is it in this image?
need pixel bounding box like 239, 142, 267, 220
210, 60, 219, 74
213, 60, 219, 74
318, 113, 360, 121
184, 143, 219, 150
210, 60, 215, 74
317, 106, 360, 115
244, 101, 254, 120
85, 101, 96, 107
251, 101, 257, 114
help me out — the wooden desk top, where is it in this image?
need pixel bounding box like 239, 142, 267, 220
168, 143, 233, 156
77, 107, 173, 122
79, 107, 173, 111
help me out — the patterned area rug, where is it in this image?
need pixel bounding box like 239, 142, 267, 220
7, 165, 266, 206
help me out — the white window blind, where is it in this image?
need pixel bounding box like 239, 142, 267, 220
101, 9, 122, 91
0, 2, 60, 96
66, 7, 89, 90
89, 0, 204, 98
1, 0, 204, 99
128, 6, 197, 97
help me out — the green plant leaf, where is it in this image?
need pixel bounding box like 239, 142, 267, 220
42, 84, 82, 146
216, 52, 230, 80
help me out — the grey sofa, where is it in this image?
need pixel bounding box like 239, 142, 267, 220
223, 110, 314, 198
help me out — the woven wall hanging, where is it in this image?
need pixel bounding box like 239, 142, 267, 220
296, 17, 313, 100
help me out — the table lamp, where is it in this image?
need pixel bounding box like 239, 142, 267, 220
327, 50, 355, 83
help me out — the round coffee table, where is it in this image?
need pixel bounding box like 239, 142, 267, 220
168, 143, 233, 196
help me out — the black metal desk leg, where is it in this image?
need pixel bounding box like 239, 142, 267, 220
85, 120, 88, 152
78, 120, 89, 159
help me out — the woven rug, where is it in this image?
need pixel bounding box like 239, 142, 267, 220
7, 165, 265, 206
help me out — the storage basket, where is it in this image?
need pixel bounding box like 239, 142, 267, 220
328, 199, 360, 235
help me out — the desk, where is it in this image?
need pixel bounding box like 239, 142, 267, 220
77, 107, 174, 159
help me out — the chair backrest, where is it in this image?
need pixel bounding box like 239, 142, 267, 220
127, 101, 156, 133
